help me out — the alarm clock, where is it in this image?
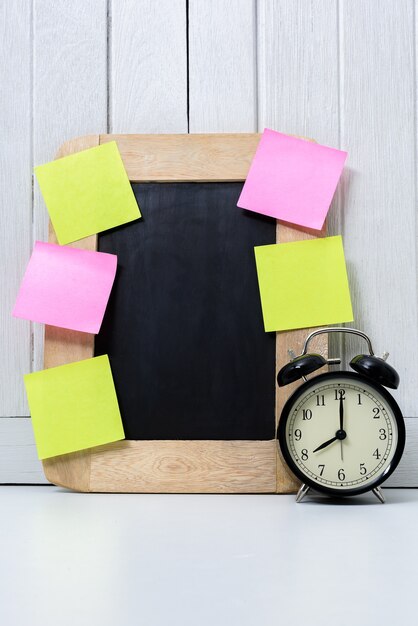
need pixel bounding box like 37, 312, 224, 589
277, 328, 405, 503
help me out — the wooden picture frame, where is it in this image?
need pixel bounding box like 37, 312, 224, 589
42, 133, 328, 493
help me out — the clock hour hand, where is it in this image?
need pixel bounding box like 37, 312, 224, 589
313, 436, 338, 453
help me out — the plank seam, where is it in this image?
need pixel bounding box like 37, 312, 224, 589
336, 0, 347, 369
107, 0, 112, 133
414, 0, 418, 323
186, 0, 190, 133
30, 0, 35, 376
0, 416, 31, 419
253, 0, 259, 131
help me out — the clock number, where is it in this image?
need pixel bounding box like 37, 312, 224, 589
373, 407, 380, 419
301, 449, 309, 461
335, 389, 345, 401
379, 428, 387, 440
357, 394, 362, 405
316, 395, 325, 406
338, 469, 346, 481
372, 448, 381, 460
318, 464, 325, 477
302, 409, 313, 420
360, 463, 367, 475
294, 429, 302, 441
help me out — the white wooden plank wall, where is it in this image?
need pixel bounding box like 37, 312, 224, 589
340, 0, 418, 418
111, 0, 188, 133
1, 0, 417, 486
189, 0, 257, 132
0, 1, 32, 418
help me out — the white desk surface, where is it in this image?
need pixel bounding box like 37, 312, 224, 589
0, 486, 417, 626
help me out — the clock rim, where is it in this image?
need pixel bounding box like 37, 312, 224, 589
277, 371, 406, 497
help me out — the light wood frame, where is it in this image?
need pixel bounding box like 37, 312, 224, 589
42, 133, 327, 493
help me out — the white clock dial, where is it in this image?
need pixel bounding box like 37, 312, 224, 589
283, 376, 401, 491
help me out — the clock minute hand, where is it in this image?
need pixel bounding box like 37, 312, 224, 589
339, 395, 345, 461
339, 395, 344, 431
313, 436, 338, 453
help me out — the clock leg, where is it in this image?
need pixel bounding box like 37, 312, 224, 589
296, 483, 310, 503
372, 486, 385, 504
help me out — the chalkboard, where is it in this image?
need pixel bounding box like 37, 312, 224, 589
43, 133, 317, 494
95, 182, 276, 440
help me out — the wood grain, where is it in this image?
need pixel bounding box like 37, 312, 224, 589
0, 418, 48, 484
111, 0, 187, 133
0, 1, 32, 416
189, 0, 257, 133
99, 133, 261, 180
89, 441, 276, 493
42, 450, 91, 492
340, 0, 418, 416
257, 0, 339, 146
386, 417, 418, 487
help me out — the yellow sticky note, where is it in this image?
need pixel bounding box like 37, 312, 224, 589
35, 141, 141, 245
254, 235, 354, 332
24, 355, 125, 459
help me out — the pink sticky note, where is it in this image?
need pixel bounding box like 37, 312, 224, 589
13, 242, 117, 334
237, 129, 347, 231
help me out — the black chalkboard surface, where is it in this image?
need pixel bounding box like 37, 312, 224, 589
95, 182, 276, 440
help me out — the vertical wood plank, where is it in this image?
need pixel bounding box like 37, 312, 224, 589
33, 0, 108, 372
340, 0, 417, 415
257, 0, 342, 338
385, 418, 418, 486
257, 1, 339, 143
111, 0, 187, 133
188, 0, 257, 132
0, 1, 32, 415
0, 419, 47, 484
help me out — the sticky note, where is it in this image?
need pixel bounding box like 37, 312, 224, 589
35, 141, 141, 245
24, 355, 124, 459
13, 241, 117, 334
238, 129, 347, 231
254, 235, 353, 332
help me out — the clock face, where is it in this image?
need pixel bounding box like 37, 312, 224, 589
278, 372, 405, 495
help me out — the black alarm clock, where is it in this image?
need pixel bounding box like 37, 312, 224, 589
277, 328, 405, 503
